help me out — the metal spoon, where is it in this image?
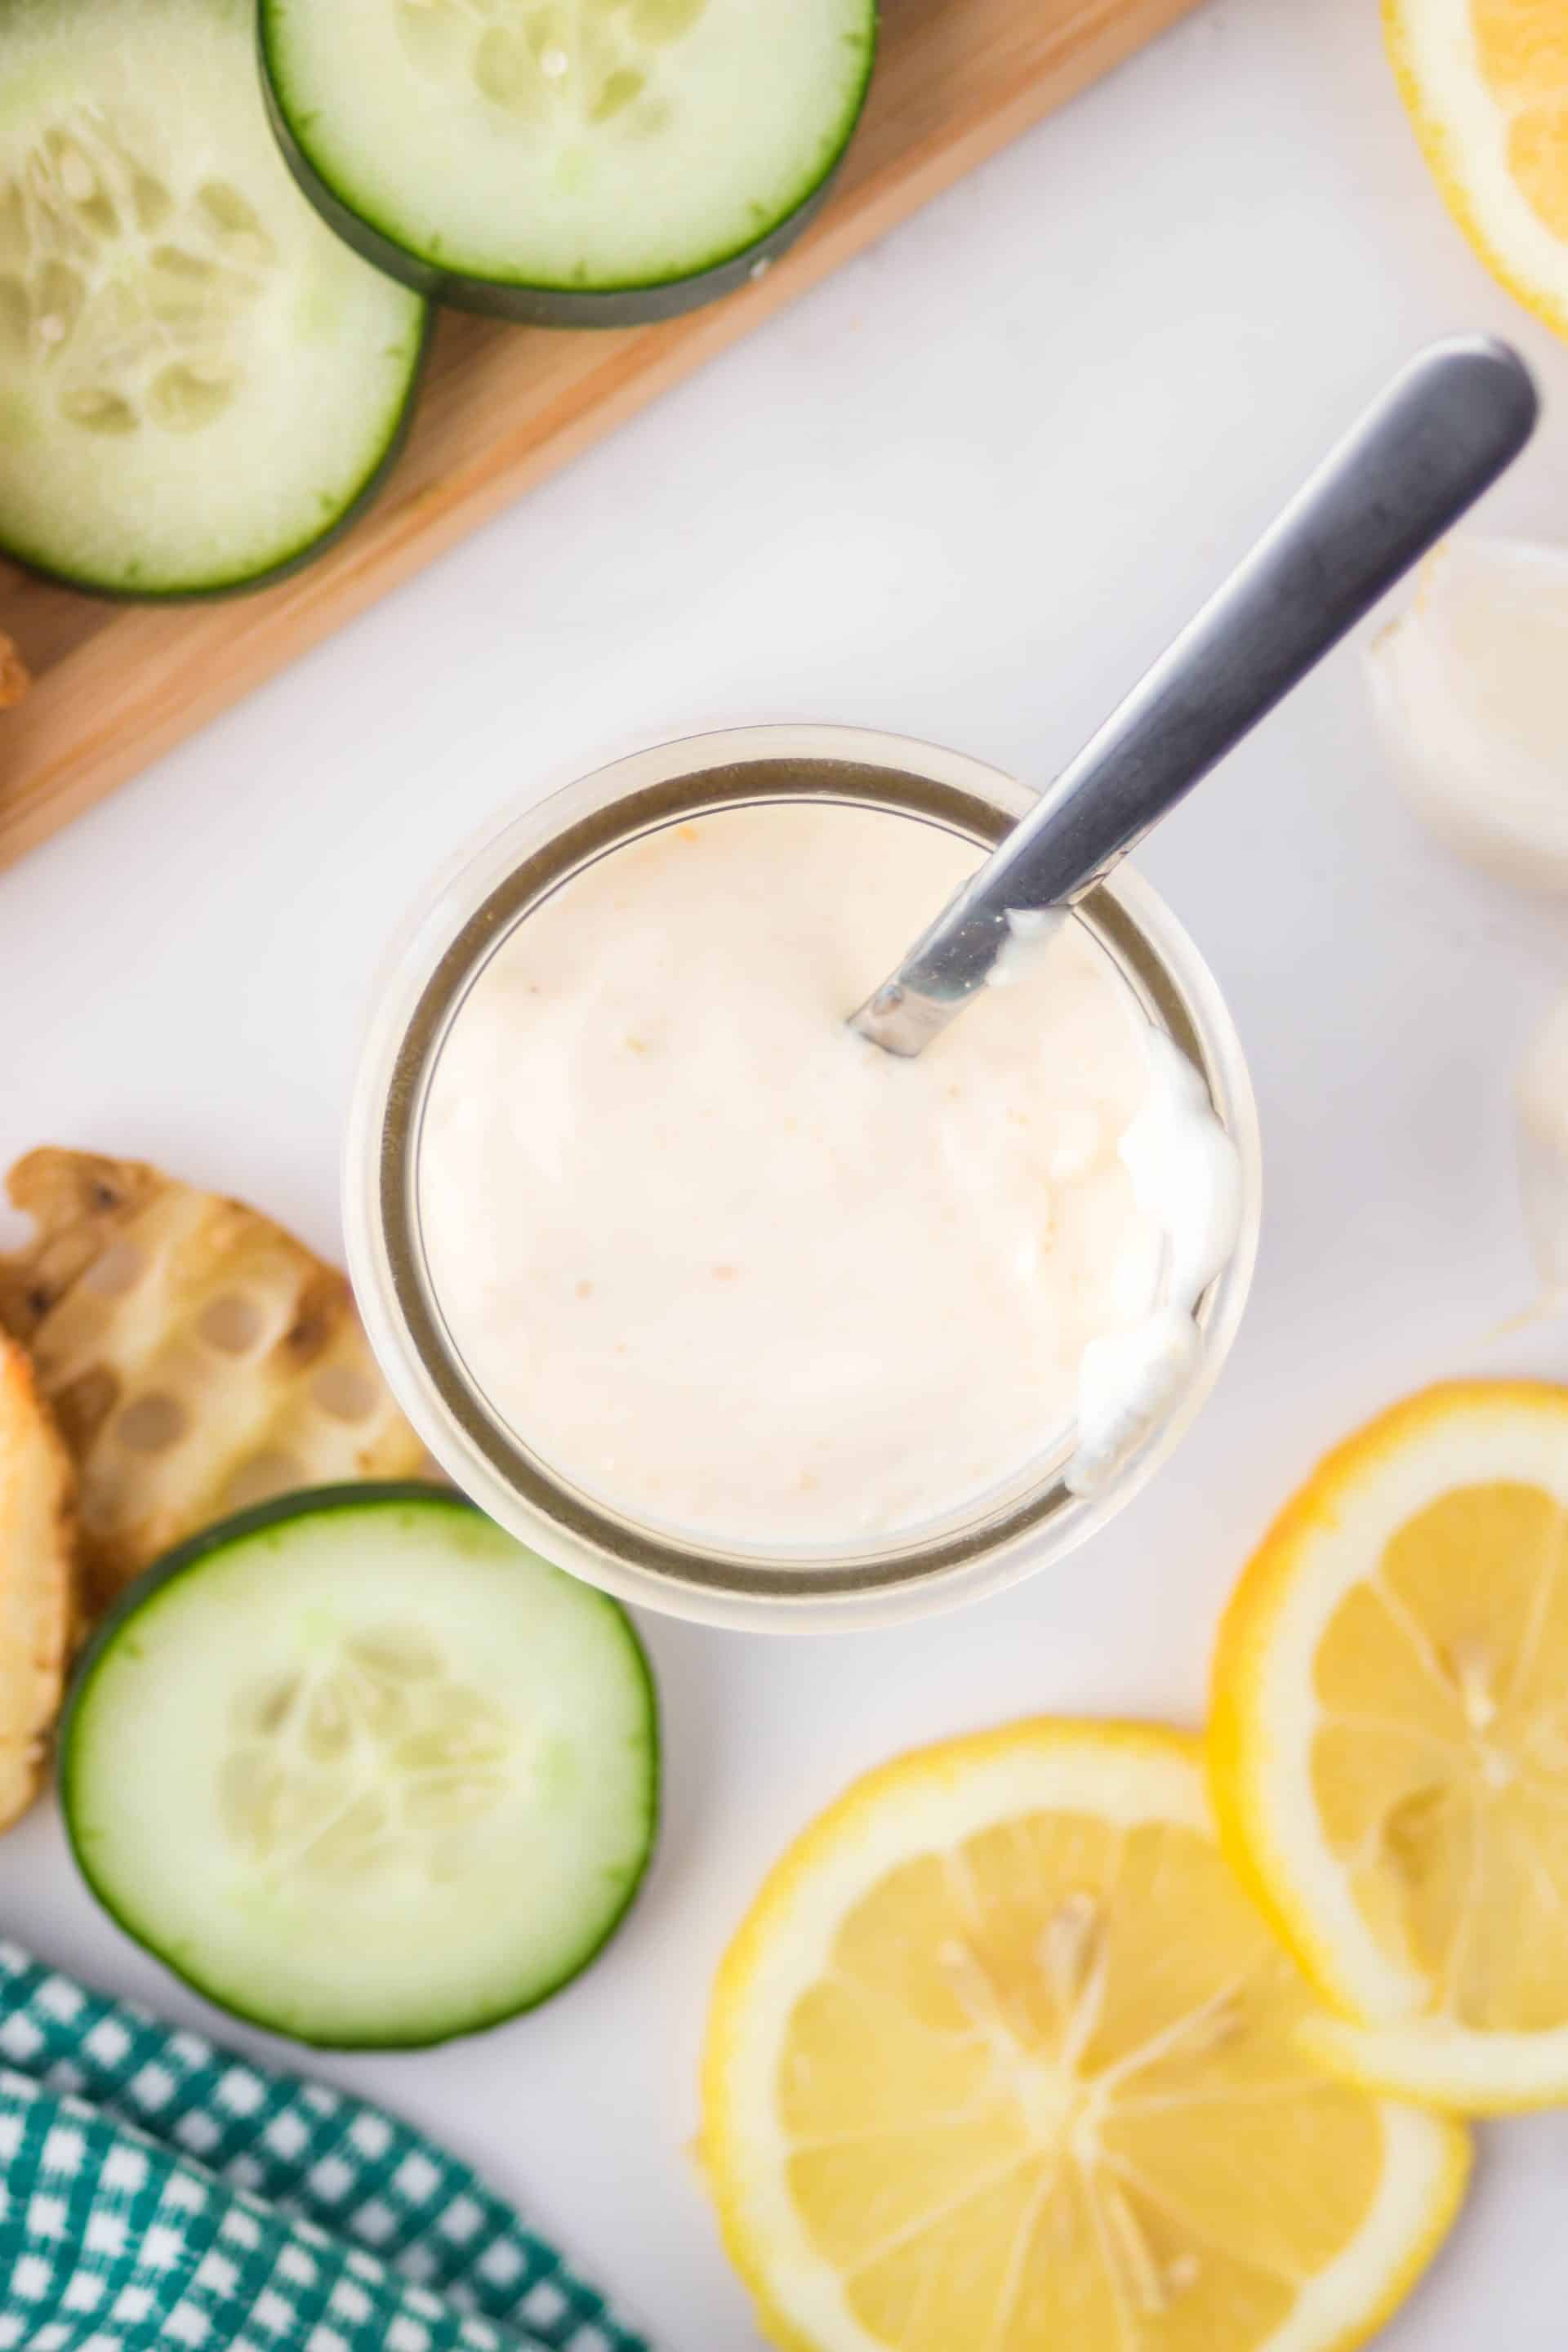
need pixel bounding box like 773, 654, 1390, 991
850, 337, 1539, 1057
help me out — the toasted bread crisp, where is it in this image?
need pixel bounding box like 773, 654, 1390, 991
0, 1335, 75, 1829
0, 1150, 426, 1612
0, 633, 28, 710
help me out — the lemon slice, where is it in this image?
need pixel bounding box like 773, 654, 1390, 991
1386, 0, 1568, 336
1213, 1381, 1568, 2112
702, 1722, 1465, 2352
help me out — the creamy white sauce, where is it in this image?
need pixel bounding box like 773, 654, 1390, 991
1067, 1029, 1243, 1495
985, 906, 1066, 988
417, 802, 1240, 1549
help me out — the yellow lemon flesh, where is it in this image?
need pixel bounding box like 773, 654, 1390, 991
1387, 0, 1568, 337
1213, 1380, 1568, 2111
702, 1721, 1465, 2352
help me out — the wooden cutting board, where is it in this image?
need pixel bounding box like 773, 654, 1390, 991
0, 0, 1200, 870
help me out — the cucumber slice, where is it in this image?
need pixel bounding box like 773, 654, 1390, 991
0, 0, 428, 598
60, 1486, 658, 2047
261, 0, 878, 323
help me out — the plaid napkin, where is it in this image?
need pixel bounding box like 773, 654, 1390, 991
0, 1942, 653, 2352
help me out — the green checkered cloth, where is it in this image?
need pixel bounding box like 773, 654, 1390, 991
0, 1942, 653, 2352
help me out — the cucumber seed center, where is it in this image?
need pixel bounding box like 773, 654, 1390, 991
395, 0, 710, 136
0, 110, 277, 437
220, 1623, 516, 1883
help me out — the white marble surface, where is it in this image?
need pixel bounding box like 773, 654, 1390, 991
3, 0, 1568, 2341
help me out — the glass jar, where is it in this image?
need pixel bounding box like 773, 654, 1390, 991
345, 725, 1261, 1633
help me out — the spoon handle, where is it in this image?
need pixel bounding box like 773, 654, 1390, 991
853, 336, 1539, 1055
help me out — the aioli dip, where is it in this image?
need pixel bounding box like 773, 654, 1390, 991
416, 801, 1240, 1548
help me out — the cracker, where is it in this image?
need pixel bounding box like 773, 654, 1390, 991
0, 1334, 76, 1830
0, 1149, 427, 1611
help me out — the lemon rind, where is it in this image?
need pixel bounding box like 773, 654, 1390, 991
1302, 2011, 1568, 2116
